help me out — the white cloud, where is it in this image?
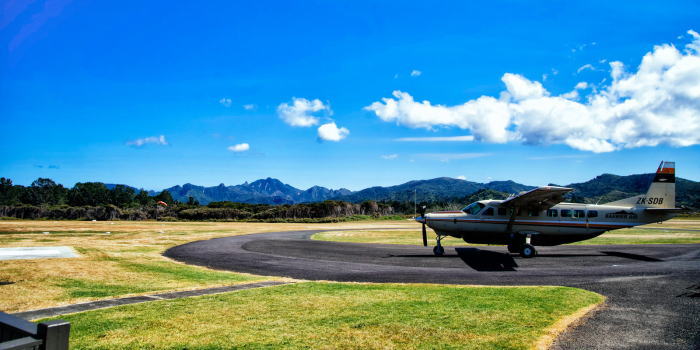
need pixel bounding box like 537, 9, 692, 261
228, 143, 250, 152
365, 32, 700, 153
410, 69, 422, 77
560, 82, 590, 100
277, 97, 330, 127
317, 122, 349, 141
243, 104, 255, 110
127, 135, 168, 147
456, 175, 466, 180
381, 154, 398, 160
394, 135, 474, 142
219, 97, 232, 107
576, 64, 595, 74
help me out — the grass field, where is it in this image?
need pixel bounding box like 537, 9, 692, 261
1, 219, 609, 349
312, 219, 700, 246
0, 220, 412, 312
44, 282, 603, 350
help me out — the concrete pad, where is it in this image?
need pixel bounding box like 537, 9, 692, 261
0, 246, 79, 261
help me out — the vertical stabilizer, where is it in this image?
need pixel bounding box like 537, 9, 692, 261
603, 161, 676, 208
643, 161, 675, 208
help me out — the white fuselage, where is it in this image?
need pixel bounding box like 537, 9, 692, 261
425, 200, 676, 246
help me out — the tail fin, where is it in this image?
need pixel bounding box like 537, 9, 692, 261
604, 161, 675, 208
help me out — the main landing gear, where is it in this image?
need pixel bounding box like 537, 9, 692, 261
508, 234, 537, 258
433, 235, 446, 256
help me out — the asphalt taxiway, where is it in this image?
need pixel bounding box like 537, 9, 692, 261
165, 229, 700, 349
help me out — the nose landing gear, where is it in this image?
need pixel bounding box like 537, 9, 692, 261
433, 235, 446, 256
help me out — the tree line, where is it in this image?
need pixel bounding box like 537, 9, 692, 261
0, 177, 400, 221
0, 177, 505, 221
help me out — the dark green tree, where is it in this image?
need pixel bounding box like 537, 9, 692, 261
68, 182, 110, 206
135, 190, 153, 206
18, 178, 66, 205
110, 185, 136, 207
154, 190, 174, 204
0, 177, 20, 205
186, 196, 199, 206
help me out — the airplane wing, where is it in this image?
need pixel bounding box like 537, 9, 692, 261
499, 186, 573, 211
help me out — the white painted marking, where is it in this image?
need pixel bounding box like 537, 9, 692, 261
0, 249, 61, 257
0, 246, 79, 260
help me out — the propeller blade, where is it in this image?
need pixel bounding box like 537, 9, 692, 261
422, 223, 427, 246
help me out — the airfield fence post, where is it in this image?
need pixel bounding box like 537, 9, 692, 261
0, 312, 69, 350
36, 321, 70, 350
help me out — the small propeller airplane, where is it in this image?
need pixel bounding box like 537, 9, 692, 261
416, 161, 682, 258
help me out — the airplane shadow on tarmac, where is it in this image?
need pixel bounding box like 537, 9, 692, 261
455, 248, 519, 271
388, 248, 662, 272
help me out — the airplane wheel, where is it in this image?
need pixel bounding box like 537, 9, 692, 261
520, 244, 537, 258
433, 245, 445, 256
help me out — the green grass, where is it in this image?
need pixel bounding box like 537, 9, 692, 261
313, 230, 467, 246
46, 282, 603, 350
50, 256, 261, 300
118, 260, 258, 284
570, 227, 700, 245
56, 279, 154, 298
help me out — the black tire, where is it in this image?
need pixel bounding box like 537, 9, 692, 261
520, 244, 537, 258
507, 244, 520, 254
433, 245, 445, 256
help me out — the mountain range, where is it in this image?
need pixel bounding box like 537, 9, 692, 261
156, 178, 352, 205
134, 173, 699, 209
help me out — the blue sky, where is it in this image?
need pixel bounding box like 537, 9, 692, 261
2, 0, 700, 191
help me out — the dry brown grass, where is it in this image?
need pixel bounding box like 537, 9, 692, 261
0, 220, 414, 312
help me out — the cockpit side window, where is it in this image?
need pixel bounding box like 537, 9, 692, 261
482, 207, 494, 216
462, 202, 485, 215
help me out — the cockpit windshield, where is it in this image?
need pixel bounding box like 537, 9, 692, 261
462, 202, 485, 215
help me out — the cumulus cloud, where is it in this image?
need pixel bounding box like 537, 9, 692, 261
381, 154, 399, 160
410, 69, 422, 77
394, 135, 474, 142
243, 104, 255, 110
127, 135, 168, 147
317, 122, 349, 141
219, 97, 232, 107
456, 175, 467, 180
277, 97, 330, 127
365, 32, 700, 153
228, 143, 250, 152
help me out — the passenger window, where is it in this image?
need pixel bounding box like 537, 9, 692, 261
546, 209, 558, 217
587, 210, 598, 218
528, 210, 539, 216
560, 209, 572, 218
497, 207, 507, 216
462, 202, 485, 215
574, 210, 586, 218
482, 208, 494, 216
